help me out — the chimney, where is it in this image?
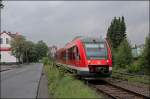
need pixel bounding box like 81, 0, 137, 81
3, 30, 6, 33
16, 32, 19, 35
7, 32, 11, 35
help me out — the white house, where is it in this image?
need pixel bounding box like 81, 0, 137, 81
132, 44, 144, 58
0, 31, 18, 63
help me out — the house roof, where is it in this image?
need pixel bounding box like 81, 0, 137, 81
0, 31, 19, 38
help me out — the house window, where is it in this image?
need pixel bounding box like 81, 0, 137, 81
6, 38, 9, 44
0, 38, 3, 44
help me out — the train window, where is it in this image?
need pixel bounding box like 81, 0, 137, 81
66, 50, 68, 60
73, 46, 80, 60
62, 51, 66, 60
84, 42, 107, 59
67, 46, 80, 60
68, 47, 74, 60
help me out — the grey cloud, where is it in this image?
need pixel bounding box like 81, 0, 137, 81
1, 1, 149, 48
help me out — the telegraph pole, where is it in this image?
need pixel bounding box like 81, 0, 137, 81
0, 0, 4, 33
0, 0, 4, 9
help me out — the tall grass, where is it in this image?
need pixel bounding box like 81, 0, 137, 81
42, 57, 99, 98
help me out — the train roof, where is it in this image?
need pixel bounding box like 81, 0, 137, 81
64, 36, 106, 48
73, 36, 105, 43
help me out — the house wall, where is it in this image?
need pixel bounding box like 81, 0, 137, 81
0, 33, 17, 63
1, 33, 11, 48
1, 51, 17, 63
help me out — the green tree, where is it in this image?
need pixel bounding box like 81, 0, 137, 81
11, 35, 26, 63
107, 16, 126, 49
35, 40, 48, 60
114, 39, 133, 68
11, 35, 48, 63
139, 33, 150, 74
23, 41, 35, 63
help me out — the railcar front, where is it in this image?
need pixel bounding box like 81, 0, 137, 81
76, 37, 112, 78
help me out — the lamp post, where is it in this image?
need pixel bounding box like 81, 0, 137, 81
0, 0, 4, 9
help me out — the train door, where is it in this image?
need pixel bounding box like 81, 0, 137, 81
74, 46, 80, 67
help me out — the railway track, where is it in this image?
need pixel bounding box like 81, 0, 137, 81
56, 63, 150, 99
85, 79, 149, 99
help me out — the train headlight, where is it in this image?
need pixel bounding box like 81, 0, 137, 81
106, 60, 109, 63
88, 60, 91, 63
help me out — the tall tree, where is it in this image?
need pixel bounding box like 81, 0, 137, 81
107, 16, 126, 49
114, 39, 133, 68
23, 41, 35, 63
11, 35, 26, 63
121, 16, 126, 40
139, 33, 150, 74
11, 35, 48, 63
35, 40, 48, 60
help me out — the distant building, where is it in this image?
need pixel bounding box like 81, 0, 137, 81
132, 44, 144, 58
48, 45, 57, 58
0, 31, 18, 63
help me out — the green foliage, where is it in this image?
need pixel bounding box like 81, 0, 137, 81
23, 41, 36, 63
42, 57, 51, 66
127, 61, 141, 73
44, 64, 98, 98
114, 39, 133, 68
54, 76, 98, 98
139, 34, 150, 75
11, 36, 48, 63
112, 69, 150, 85
35, 40, 48, 60
11, 35, 26, 63
107, 16, 126, 49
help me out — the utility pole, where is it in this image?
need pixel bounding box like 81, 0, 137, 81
0, 0, 4, 9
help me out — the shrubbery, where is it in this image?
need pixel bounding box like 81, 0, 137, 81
138, 34, 150, 75
107, 16, 149, 75
113, 34, 150, 75
42, 57, 51, 66
43, 59, 98, 98
127, 61, 141, 73
113, 39, 133, 69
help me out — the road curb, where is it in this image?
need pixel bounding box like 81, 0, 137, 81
0, 69, 11, 72
36, 65, 50, 99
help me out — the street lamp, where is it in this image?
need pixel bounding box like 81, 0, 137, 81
0, 0, 4, 9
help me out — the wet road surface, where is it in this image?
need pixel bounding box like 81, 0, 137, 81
1, 63, 43, 98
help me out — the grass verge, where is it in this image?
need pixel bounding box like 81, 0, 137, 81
44, 61, 99, 98
112, 68, 150, 85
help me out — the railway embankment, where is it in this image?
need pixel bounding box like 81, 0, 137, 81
42, 58, 100, 98
112, 68, 150, 85
42, 57, 150, 98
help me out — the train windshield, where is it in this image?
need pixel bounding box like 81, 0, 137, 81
84, 43, 107, 59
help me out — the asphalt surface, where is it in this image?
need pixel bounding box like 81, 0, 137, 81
37, 68, 50, 98
1, 63, 43, 98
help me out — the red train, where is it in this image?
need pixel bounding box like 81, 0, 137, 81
56, 36, 112, 78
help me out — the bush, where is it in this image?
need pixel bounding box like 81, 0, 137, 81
54, 76, 98, 98
139, 34, 150, 75
44, 64, 99, 98
114, 39, 133, 68
127, 61, 141, 73
42, 57, 51, 66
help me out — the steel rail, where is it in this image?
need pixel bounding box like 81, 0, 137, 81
86, 79, 149, 99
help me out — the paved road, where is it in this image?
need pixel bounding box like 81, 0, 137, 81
1, 63, 43, 98
1, 65, 19, 72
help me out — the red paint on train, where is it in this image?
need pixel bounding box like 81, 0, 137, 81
56, 36, 112, 78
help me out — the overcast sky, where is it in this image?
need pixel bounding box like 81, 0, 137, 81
1, 1, 149, 48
